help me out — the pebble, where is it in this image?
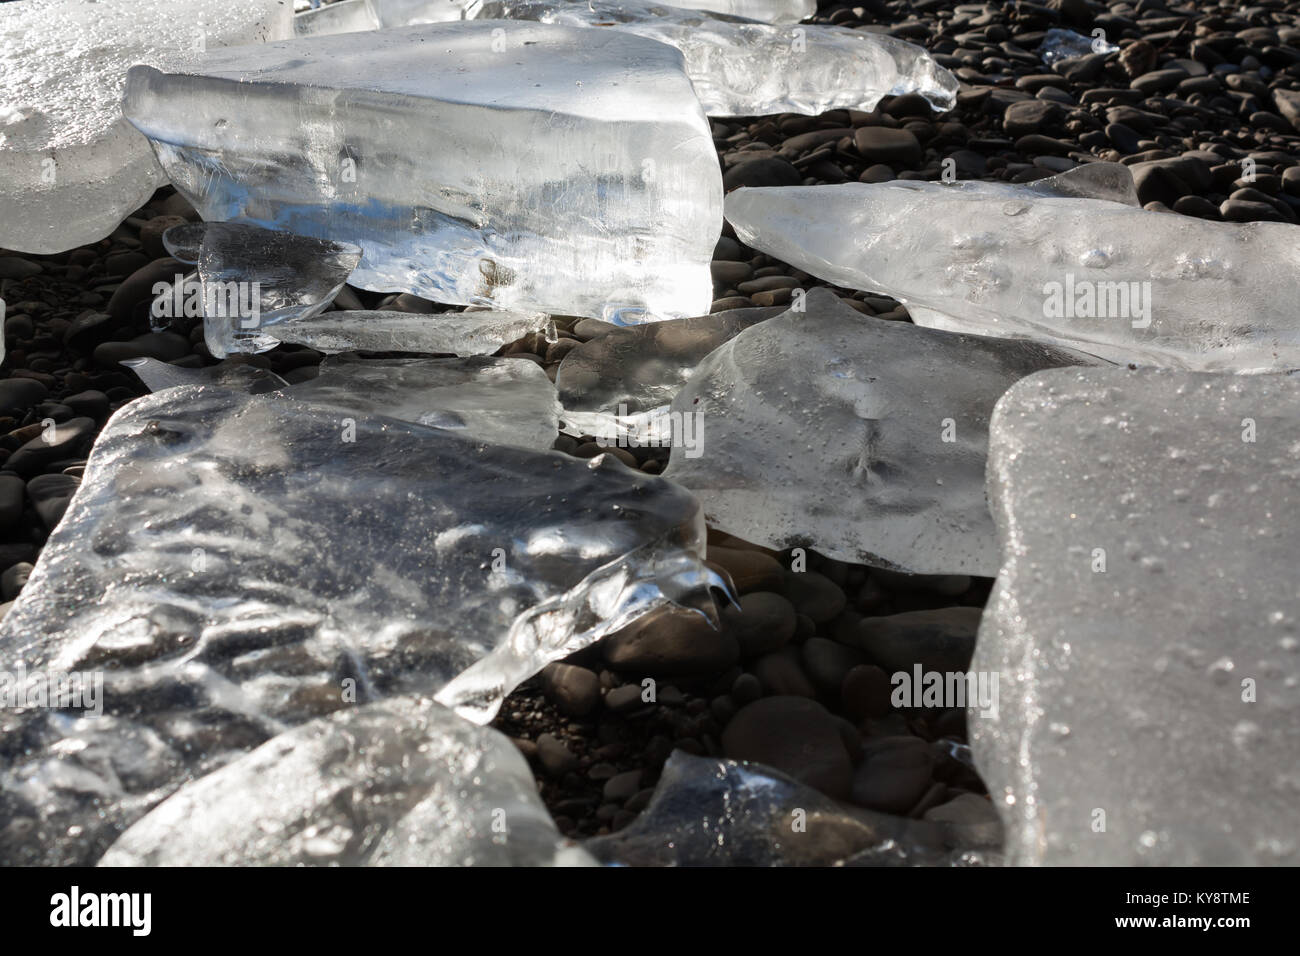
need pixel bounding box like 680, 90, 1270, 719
0, 257, 42, 280
0, 378, 49, 411
602, 769, 643, 803
105, 257, 184, 323
6, 418, 96, 478
800, 637, 867, 698
853, 127, 923, 167
783, 570, 846, 623
841, 664, 894, 722
540, 662, 601, 717
751, 646, 817, 698
721, 590, 796, 658
850, 736, 934, 813
722, 696, 855, 799
0, 562, 31, 601
138, 215, 190, 260
0, 475, 25, 530
26, 473, 79, 530
536, 733, 578, 776
602, 602, 739, 676
93, 332, 191, 368
706, 544, 784, 594
722, 156, 802, 190
853, 607, 982, 674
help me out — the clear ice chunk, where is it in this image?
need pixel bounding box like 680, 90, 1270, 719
0, 0, 292, 255
0, 385, 718, 864
121, 22, 722, 321
584, 751, 999, 866
607, 0, 815, 23
267, 308, 554, 356
1038, 27, 1118, 66
662, 289, 1098, 576
121, 356, 289, 394
725, 164, 1300, 372
100, 697, 594, 866
178, 223, 362, 359
294, 0, 382, 35
463, 0, 959, 117
286, 355, 561, 449
975, 366, 1300, 866
555, 304, 783, 440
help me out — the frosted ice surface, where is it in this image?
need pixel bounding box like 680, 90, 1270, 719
465, 1, 959, 116
286, 355, 561, 449
294, 0, 382, 35
1038, 27, 1118, 66
100, 697, 594, 866
0, 0, 292, 255
629, 0, 815, 22
556, 304, 783, 440
662, 289, 1098, 575
267, 308, 554, 356
122, 356, 289, 394
976, 366, 1300, 865
122, 22, 722, 322
726, 164, 1300, 372
160, 223, 362, 359
0, 385, 718, 864
584, 751, 998, 866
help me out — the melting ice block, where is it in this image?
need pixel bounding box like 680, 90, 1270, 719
726, 164, 1300, 372
0, 0, 291, 255
268, 308, 553, 356
286, 355, 561, 449
121, 22, 722, 321
976, 367, 1300, 865
163, 222, 362, 358
469, 1, 958, 117
584, 751, 998, 866
0, 385, 718, 864
556, 304, 783, 440
662, 289, 1097, 575
100, 698, 593, 866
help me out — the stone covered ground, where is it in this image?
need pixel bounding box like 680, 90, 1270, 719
2, 0, 1300, 842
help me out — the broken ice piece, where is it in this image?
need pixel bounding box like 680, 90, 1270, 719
467, 1, 960, 116
0, 384, 718, 864
122, 22, 722, 321
121, 356, 289, 393
662, 289, 1098, 576
0, 0, 291, 255
285, 355, 561, 449
100, 697, 594, 866
556, 304, 783, 441
182, 223, 362, 359
974, 366, 1300, 866
267, 308, 554, 356
725, 164, 1300, 372
584, 751, 996, 866
1038, 27, 1118, 66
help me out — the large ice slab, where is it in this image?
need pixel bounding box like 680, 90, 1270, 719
556, 304, 782, 440
287, 355, 561, 449
0, 0, 292, 255
101, 698, 593, 866
725, 164, 1300, 372
585, 751, 999, 866
976, 367, 1300, 865
662, 289, 1097, 575
469, 1, 958, 117
0, 385, 718, 864
122, 22, 722, 322
267, 308, 553, 355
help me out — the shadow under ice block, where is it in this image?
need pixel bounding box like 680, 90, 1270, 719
122, 22, 723, 322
